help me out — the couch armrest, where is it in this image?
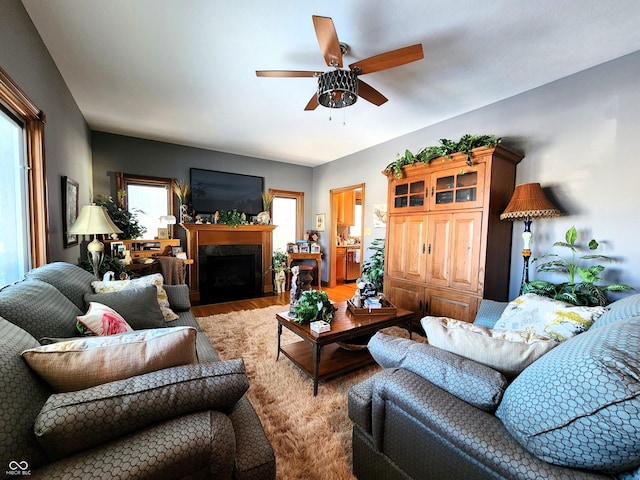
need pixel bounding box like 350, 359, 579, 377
34, 411, 236, 480
473, 299, 508, 328
35, 360, 248, 459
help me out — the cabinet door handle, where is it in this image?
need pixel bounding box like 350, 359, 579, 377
419, 300, 423, 311
422, 243, 425, 254
428, 244, 432, 254
431, 186, 434, 196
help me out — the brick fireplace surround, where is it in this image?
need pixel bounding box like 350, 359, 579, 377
181, 223, 276, 303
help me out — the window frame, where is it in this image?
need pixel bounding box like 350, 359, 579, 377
269, 188, 304, 242
0, 66, 48, 268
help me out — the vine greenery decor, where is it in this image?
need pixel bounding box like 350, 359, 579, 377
523, 226, 633, 306
383, 134, 501, 178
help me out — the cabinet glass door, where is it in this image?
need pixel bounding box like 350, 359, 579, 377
391, 179, 427, 212
430, 165, 484, 210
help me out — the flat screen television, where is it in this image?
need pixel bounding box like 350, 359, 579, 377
190, 168, 264, 216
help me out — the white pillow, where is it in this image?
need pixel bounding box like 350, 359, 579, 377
77, 302, 133, 336
22, 327, 197, 392
92, 273, 178, 321
493, 293, 606, 342
421, 316, 558, 379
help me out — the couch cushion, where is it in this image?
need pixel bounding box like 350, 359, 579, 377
25, 261, 95, 311
591, 293, 640, 329
421, 316, 558, 380
163, 283, 192, 312
0, 317, 50, 471
0, 279, 81, 340
83, 285, 165, 330
368, 332, 507, 411
22, 326, 198, 392
34, 360, 248, 459
494, 293, 606, 342
92, 273, 179, 321
496, 317, 640, 473
77, 302, 134, 336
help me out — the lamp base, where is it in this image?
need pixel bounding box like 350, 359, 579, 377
87, 236, 105, 279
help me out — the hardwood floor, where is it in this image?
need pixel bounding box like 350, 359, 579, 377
191, 283, 357, 317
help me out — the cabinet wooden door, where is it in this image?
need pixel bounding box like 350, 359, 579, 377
387, 214, 428, 282
425, 214, 451, 287
384, 277, 425, 320
335, 247, 346, 283
429, 164, 485, 211
450, 212, 482, 293
425, 289, 478, 323
389, 174, 429, 213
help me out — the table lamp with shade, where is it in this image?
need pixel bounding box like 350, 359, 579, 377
159, 215, 177, 238
500, 183, 560, 294
68, 204, 123, 278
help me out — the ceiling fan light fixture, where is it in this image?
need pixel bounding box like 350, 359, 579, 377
317, 70, 358, 108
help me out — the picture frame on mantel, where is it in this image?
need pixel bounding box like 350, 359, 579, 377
62, 176, 79, 248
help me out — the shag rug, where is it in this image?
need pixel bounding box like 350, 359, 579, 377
198, 305, 417, 480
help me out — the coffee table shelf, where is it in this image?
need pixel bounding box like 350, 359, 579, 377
280, 341, 373, 381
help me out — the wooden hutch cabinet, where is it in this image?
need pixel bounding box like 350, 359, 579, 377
384, 145, 523, 326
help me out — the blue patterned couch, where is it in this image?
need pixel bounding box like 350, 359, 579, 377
0, 262, 275, 479
349, 295, 640, 479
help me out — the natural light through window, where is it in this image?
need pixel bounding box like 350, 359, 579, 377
272, 196, 297, 252
126, 184, 169, 239
0, 107, 29, 287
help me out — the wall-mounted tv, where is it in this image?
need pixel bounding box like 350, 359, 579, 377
190, 168, 264, 217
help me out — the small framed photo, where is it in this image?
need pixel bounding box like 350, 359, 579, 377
171, 246, 183, 256
299, 243, 310, 253
157, 228, 169, 240
62, 176, 79, 248
315, 213, 326, 232
311, 243, 321, 254
176, 252, 187, 260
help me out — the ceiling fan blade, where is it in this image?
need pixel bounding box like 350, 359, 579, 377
349, 44, 424, 75
358, 80, 388, 106
304, 93, 319, 111
256, 70, 320, 78
312, 15, 343, 68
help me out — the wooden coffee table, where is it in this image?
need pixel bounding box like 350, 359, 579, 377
276, 301, 413, 395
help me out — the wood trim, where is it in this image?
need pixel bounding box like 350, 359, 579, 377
0, 66, 48, 267
269, 188, 304, 241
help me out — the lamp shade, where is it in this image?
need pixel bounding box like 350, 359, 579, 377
500, 183, 560, 220
68, 204, 123, 235
159, 215, 176, 225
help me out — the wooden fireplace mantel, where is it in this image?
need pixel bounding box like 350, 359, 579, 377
181, 223, 277, 303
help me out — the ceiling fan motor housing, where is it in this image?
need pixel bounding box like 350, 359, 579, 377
318, 70, 358, 108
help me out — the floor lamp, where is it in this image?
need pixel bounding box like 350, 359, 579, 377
500, 183, 559, 294
68, 204, 123, 278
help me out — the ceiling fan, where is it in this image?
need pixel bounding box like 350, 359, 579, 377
256, 15, 424, 110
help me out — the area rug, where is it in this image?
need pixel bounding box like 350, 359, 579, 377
198, 305, 419, 480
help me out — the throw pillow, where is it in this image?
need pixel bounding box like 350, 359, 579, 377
368, 332, 507, 411
421, 316, 558, 380
493, 293, 606, 342
591, 293, 640, 330
34, 360, 249, 459
76, 302, 133, 336
91, 273, 179, 321
83, 285, 165, 330
496, 317, 640, 473
21, 326, 197, 392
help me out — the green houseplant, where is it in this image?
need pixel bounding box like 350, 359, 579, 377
360, 238, 385, 292
95, 194, 146, 240
293, 290, 337, 324
523, 226, 633, 306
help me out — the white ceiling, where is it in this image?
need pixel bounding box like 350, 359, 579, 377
21, 0, 640, 167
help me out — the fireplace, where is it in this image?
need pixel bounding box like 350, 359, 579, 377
181, 224, 276, 303
199, 244, 262, 304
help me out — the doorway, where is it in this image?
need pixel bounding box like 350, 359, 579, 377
329, 183, 365, 288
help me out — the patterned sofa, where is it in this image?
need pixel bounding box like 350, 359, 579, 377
349, 294, 640, 479
0, 262, 275, 479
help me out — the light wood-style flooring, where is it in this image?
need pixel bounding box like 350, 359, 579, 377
191, 283, 357, 317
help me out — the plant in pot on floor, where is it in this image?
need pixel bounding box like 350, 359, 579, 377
523, 225, 633, 306
268, 249, 290, 294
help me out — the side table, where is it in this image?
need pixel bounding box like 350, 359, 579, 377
287, 252, 322, 288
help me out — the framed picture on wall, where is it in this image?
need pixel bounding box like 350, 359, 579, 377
315, 213, 326, 232
62, 176, 79, 248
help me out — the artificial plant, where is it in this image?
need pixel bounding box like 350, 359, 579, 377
94, 194, 146, 239
383, 134, 501, 178
293, 290, 337, 324
522, 226, 633, 306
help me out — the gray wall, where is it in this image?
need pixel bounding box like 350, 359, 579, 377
91, 131, 314, 244
313, 50, 640, 299
0, 0, 92, 265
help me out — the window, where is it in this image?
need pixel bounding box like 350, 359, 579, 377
270, 189, 304, 252
0, 66, 47, 287
116, 173, 174, 239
